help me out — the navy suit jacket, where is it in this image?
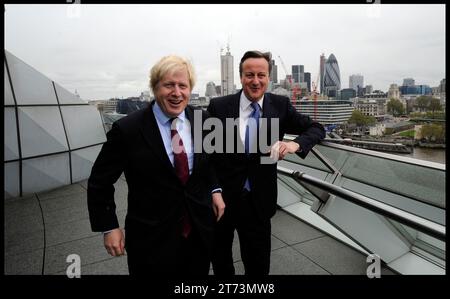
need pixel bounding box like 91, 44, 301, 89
87, 102, 219, 261
207, 91, 325, 220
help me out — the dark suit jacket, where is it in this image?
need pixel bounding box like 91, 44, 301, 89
87, 102, 219, 262
207, 91, 325, 221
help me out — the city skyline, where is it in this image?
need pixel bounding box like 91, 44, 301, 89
5, 4, 445, 100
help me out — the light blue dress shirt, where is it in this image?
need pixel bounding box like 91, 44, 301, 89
152, 102, 193, 174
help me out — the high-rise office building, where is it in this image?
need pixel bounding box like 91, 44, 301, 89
323, 53, 341, 97
304, 72, 311, 92
439, 78, 446, 94
340, 88, 356, 101
221, 46, 234, 96
205, 81, 217, 98
320, 53, 326, 95
215, 85, 221, 97
270, 59, 278, 83
292, 65, 304, 83
349, 74, 364, 92
403, 78, 415, 87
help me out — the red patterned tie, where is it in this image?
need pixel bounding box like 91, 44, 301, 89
170, 118, 191, 238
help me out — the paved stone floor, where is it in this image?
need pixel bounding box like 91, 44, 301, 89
4, 177, 395, 276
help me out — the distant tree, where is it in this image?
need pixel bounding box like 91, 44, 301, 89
348, 110, 376, 134
366, 115, 376, 126
429, 98, 442, 118
420, 124, 445, 143
415, 96, 430, 112
387, 98, 405, 116
348, 110, 366, 126
425, 111, 445, 119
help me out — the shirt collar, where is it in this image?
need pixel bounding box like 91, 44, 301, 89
240, 91, 264, 112
153, 101, 187, 125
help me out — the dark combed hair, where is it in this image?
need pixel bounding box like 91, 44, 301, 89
239, 50, 272, 77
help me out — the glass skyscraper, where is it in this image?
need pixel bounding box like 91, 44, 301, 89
323, 53, 341, 97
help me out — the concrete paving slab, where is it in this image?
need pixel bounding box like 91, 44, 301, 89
45, 218, 98, 247
4, 229, 45, 256
293, 236, 368, 275
37, 183, 87, 201
269, 246, 329, 275
43, 206, 90, 226
78, 180, 88, 189
44, 234, 110, 274
271, 210, 325, 245
5, 208, 43, 237
4, 249, 44, 275
4, 194, 40, 218
39, 191, 87, 213
45, 209, 127, 247
58, 256, 129, 275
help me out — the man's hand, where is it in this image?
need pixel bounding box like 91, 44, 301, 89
269, 141, 300, 161
212, 192, 225, 221
104, 228, 125, 256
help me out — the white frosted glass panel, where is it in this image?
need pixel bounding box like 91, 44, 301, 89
5, 51, 58, 105
71, 145, 102, 182
18, 107, 68, 158
318, 196, 411, 263
54, 82, 85, 104
61, 106, 106, 149
4, 107, 20, 161
277, 179, 302, 208
22, 153, 70, 194
4, 161, 20, 199
340, 177, 445, 225
4, 63, 15, 105
340, 152, 445, 208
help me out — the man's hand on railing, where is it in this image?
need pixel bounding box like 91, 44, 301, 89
269, 141, 300, 161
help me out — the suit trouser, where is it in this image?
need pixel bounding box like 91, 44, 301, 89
127, 227, 211, 276
212, 190, 271, 276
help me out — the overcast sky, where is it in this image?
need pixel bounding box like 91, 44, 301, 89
5, 4, 445, 101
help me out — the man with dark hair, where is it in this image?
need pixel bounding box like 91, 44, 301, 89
207, 50, 325, 276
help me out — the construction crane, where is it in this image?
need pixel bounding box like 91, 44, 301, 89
277, 55, 301, 108
310, 71, 320, 121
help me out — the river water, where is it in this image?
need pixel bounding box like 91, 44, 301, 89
394, 147, 446, 164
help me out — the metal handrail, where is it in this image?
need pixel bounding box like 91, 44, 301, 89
283, 134, 445, 170
277, 166, 446, 241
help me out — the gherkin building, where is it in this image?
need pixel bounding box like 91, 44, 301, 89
323, 53, 341, 97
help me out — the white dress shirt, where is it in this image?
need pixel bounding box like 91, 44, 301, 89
239, 92, 264, 144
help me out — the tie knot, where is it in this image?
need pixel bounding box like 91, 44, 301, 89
251, 102, 260, 112
170, 117, 179, 129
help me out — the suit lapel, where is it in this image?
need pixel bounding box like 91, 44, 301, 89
261, 93, 279, 147
228, 91, 241, 119
140, 102, 178, 180
228, 91, 245, 151
262, 93, 277, 119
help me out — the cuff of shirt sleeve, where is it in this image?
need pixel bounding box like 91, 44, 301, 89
103, 229, 117, 235
211, 188, 222, 194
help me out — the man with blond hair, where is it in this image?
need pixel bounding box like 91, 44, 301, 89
88, 55, 225, 276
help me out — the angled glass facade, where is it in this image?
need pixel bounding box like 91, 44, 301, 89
4, 50, 106, 198
278, 136, 445, 274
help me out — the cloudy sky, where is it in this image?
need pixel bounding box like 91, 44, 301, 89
5, 4, 445, 101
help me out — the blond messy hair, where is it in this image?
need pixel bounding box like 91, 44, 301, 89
149, 55, 196, 94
